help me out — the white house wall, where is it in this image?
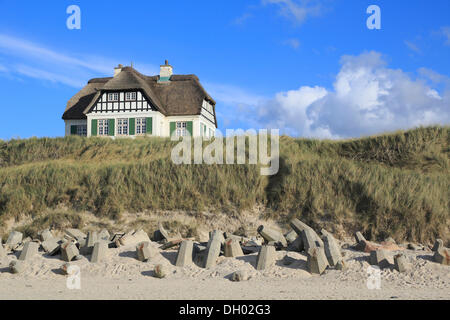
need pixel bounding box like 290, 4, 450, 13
64, 119, 87, 136
86, 111, 164, 137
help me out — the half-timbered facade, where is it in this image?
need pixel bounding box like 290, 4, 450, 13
62, 61, 217, 138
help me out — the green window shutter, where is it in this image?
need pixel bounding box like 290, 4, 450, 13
70, 125, 77, 135
204, 124, 206, 135
108, 119, 115, 136
170, 121, 176, 137
187, 121, 193, 137
146, 117, 153, 134
129, 118, 135, 135
91, 120, 97, 136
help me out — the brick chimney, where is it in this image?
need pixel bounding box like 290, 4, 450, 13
159, 60, 173, 82
114, 64, 123, 77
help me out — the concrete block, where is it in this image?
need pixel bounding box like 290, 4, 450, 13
73, 237, 85, 250
48, 241, 62, 256
256, 245, 276, 270
284, 230, 298, 244
302, 228, 319, 252
110, 232, 125, 243
160, 239, 183, 250
242, 246, 260, 255
287, 236, 303, 253
90, 240, 108, 263
394, 253, 408, 272
224, 233, 249, 244
61, 241, 80, 262
320, 229, 330, 237
307, 247, 328, 275
98, 229, 110, 241
203, 239, 221, 268
155, 223, 170, 242
322, 233, 342, 267
433, 247, 450, 265
354, 231, 366, 244
257, 225, 287, 247
208, 230, 225, 247
6, 231, 23, 248
82, 231, 98, 255
193, 244, 206, 266
18, 241, 39, 261
224, 239, 244, 257
38, 229, 53, 242
65, 228, 86, 239
290, 219, 323, 249
432, 239, 443, 252
153, 264, 166, 278
9, 260, 26, 274
175, 240, 194, 267
0, 243, 5, 258
369, 250, 391, 269
290, 218, 311, 236
230, 270, 249, 282
120, 229, 150, 247
136, 241, 157, 262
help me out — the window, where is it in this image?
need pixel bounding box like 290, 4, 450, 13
176, 121, 188, 137
125, 92, 136, 101
136, 118, 146, 135
98, 119, 109, 136
76, 125, 87, 136
108, 93, 119, 101
117, 119, 128, 135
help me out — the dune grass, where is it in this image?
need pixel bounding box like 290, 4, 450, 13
0, 126, 448, 244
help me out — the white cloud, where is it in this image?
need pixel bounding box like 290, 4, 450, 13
252, 51, 450, 138
262, 0, 322, 25
232, 13, 253, 25
14, 64, 85, 88
283, 38, 301, 49
404, 40, 422, 54
0, 34, 158, 88
441, 26, 450, 46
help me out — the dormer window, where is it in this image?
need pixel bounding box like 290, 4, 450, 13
108, 93, 119, 101
125, 92, 136, 101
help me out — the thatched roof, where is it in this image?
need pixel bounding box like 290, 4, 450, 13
62, 66, 217, 126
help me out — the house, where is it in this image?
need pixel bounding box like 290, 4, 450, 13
62, 61, 217, 138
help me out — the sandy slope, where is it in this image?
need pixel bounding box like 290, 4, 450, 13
0, 242, 448, 300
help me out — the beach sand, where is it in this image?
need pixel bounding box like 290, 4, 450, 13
0, 242, 448, 300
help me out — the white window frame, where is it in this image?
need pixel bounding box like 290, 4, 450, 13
125, 92, 136, 101
98, 119, 109, 136
136, 118, 146, 135
108, 93, 119, 101
176, 121, 188, 137
117, 118, 128, 136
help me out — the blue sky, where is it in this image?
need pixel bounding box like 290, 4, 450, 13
0, 0, 449, 139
